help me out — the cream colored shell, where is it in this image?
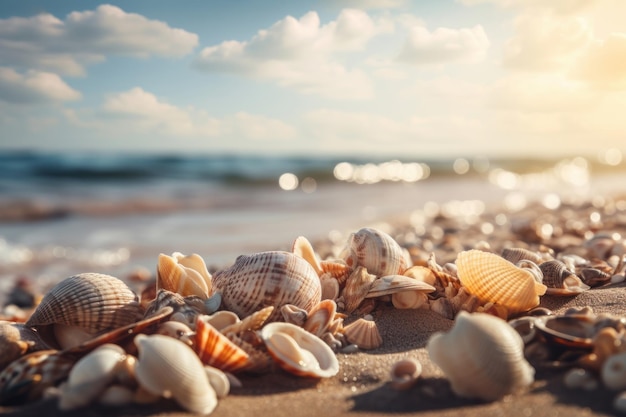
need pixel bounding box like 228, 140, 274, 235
456, 250, 547, 314
342, 228, 409, 277
342, 317, 382, 350
156, 252, 212, 299
427, 311, 535, 401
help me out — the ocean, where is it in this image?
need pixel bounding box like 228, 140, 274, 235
1, 150, 625, 302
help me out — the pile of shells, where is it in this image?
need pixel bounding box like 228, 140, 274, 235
1, 210, 626, 414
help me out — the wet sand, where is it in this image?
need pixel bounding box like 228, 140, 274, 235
3, 194, 626, 417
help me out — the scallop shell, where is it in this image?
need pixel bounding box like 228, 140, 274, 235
157, 252, 212, 299
194, 314, 249, 373
390, 358, 422, 390
261, 322, 339, 378
342, 228, 409, 277
303, 300, 337, 337
212, 251, 321, 322
342, 317, 382, 350
134, 334, 218, 415
342, 266, 376, 314
456, 250, 547, 315
427, 311, 535, 401
25, 273, 143, 349
539, 260, 590, 295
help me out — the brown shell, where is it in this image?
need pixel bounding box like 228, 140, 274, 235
342, 266, 376, 314
212, 251, 321, 322
26, 273, 143, 347
501, 248, 544, 265
539, 260, 590, 295
194, 315, 249, 373
342, 228, 408, 277
0, 322, 48, 371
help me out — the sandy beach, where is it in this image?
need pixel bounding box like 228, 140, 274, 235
3, 189, 626, 417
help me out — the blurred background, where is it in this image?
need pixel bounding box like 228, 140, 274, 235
1, 0, 625, 298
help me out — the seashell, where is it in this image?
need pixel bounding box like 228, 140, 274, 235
602, 351, 626, 390
58, 344, 128, 410
539, 260, 590, 295
303, 300, 337, 337
0, 322, 48, 370
578, 327, 626, 371
579, 267, 612, 287
204, 292, 222, 314
134, 334, 218, 415
320, 275, 340, 301
427, 311, 535, 401
533, 314, 595, 350
98, 384, 135, 407
365, 274, 435, 298
0, 349, 75, 405
156, 321, 194, 346
194, 314, 249, 373
292, 236, 323, 276
281, 304, 308, 327
260, 322, 339, 378
144, 289, 206, 330
202, 310, 240, 332
320, 260, 352, 285
157, 252, 212, 299
221, 306, 274, 336
342, 317, 382, 350
456, 250, 547, 315
212, 251, 321, 322
390, 358, 422, 390
204, 365, 230, 398
26, 273, 143, 349
501, 247, 544, 265
391, 290, 429, 309
342, 227, 409, 277
585, 233, 619, 260
403, 265, 437, 286
342, 266, 376, 314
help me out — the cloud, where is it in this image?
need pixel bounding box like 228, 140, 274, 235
0, 67, 81, 104
457, 0, 594, 14
572, 33, 626, 89
397, 25, 490, 65
0, 4, 199, 76
329, 0, 408, 10
194, 9, 392, 99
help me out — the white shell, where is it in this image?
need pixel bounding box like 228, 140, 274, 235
427, 311, 535, 401
602, 352, 626, 390
390, 358, 422, 390
134, 334, 218, 415
204, 365, 230, 398
157, 252, 212, 299
260, 322, 339, 378
342, 228, 409, 277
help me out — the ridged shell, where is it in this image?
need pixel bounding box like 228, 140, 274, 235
194, 314, 249, 373
212, 251, 321, 322
342, 317, 382, 350
134, 334, 218, 415
539, 260, 590, 295
365, 274, 435, 298
427, 311, 535, 401
342, 266, 376, 314
261, 322, 339, 378
156, 252, 212, 299
501, 247, 544, 265
456, 250, 547, 314
25, 273, 143, 349
342, 228, 409, 277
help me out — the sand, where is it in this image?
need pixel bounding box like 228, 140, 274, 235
3, 196, 626, 417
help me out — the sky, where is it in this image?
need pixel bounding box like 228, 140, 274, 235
0, 0, 625, 159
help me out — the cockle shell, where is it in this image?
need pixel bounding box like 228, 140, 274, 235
390, 358, 422, 390
195, 314, 250, 373
25, 273, 144, 349
427, 311, 535, 401
212, 251, 321, 322
157, 252, 212, 299
342, 228, 409, 277
342, 316, 382, 350
134, 334, 218, 415
261, 322, 339, 378
539, 260, 590, 295
456, 250, 547, 315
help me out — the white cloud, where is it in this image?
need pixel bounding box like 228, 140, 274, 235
194, 9, 391, 99
572, 33, 626, 89
397, 25, 490, 65
0, 4, 199, 76
330, 0, 408, 10
458, 0, 594, 14
0, 67, 81, 104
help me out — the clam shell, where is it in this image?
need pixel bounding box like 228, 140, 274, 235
157, 252, 212, 299
212, 251, 321, 322
391, 290, 429, 309
342, 266, 376, 314
456, 250, 547, 315
261, 322, 339, 378
342, 317, 382, 350
532, 314, 595, 349
342, 227, 409, 277
221, 306, 274, 336
427, 311, 535, 401
390, 358, 422, 390
539, 260, 590, 295
134, 334, 218, 415
195, 314, 249, 373
303, 300, 337, 337
292, 236, 323, 276
26, 273, 143, 349
365, 274, 435, 298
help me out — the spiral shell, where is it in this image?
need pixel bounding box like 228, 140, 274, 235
501, 247, 544, 265
194, 314, 249, 373
212, 251, 321, 322
26, 273, 143, 349
456, 250, 547, 315
134, 334, 218, 415
427, 311, 535, 401
342, 316, 382, 350
539, 260, 590, 295
342, 228, 409, 277
157, 252, 212, 299
0, 322, 47, 370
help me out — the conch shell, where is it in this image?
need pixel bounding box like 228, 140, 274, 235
157, 252, 212, 299
456, 250, 547, 315
427, 311, 535, 401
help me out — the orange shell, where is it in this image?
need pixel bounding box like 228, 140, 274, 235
194, 315, 249, 373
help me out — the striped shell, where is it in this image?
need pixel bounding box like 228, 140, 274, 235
157, 252, 212, 299
456, 250, 547, 314
427, 311, 535, 401
342, 228, 409, 277
539, 260, 590, 295
194, 315, 249, 373
212, 251, 321, 322
25, 273, 143, 349
134, 334, 218, 415
342, 317, 382, 350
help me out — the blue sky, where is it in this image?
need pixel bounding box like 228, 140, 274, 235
1, 0, 625, 159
